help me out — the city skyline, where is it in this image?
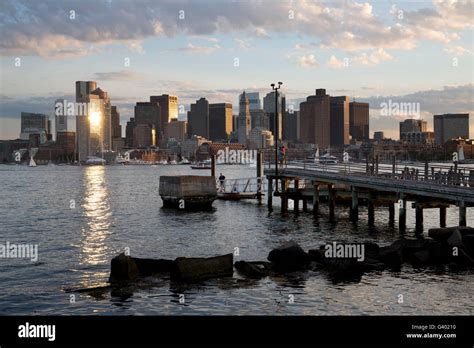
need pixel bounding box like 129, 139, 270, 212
1, 0, 473, 139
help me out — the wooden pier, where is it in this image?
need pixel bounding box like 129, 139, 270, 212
264, 160, 474, 232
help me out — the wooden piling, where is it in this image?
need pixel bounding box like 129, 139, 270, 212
415, 205, 423, 234
439, 206, 446, 227
399, 195, 406, 232
328, 184, 335, 221
389, 203, 395, 226
459, 201, 467, 227
256, 151, 263, 203
350, 187, 358, 222
313, 183, 320, 216
267, 177, 273, 211
368, 191, 375, 225
211, 155, 216, 177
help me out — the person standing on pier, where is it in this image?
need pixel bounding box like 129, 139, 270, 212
218, 173, 226, 192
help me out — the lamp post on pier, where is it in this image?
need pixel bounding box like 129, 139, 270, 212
271, 82, 282, 192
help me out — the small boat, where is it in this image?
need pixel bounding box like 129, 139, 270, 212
85, 156, 106, 165
29, 157, 37, 167
169, 160, 178, 165
190, 162, 212, 170
179, 157, 190, 165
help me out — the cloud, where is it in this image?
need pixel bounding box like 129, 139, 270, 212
2, 0, 473, 59
167, 43, 220, 54
297, 54, 317, 68
234, 38, 252, 50
93, 70, 144, 81
444, 45, 472, 56
327, 55, 345, 69
327, 48, 393, 68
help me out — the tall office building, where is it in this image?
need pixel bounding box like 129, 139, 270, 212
134, 102, 161, 146
150, 95, 178, 143
20, 112, 49, 143
263, 91, 285, 140
209, 103, 232, 141
330, 96, 350, 146
54, 99, 68, 140
299, 89, 331, 149
165, 119, 187, 142
251, 109, 268, 130
125, 118, 136, 148
248, 127, 274, 149
246, 92, 261, 111
111, 106, 121, 138
187, 98, 209, 139
434, 114, 469, 144
238, 91, 251, 145
349, 102, 369, 141
76, 81, 96, 161
90, 87, 112, 152
283, 110, 299, 142
400, 119, 427, 135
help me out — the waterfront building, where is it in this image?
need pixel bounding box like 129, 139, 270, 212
209, 103, 232, 141
238, 91, 251, 145
188, 98, 209, 139
434, 113, 469, 144
263, 91, 285, 140
349, 102, 369, 141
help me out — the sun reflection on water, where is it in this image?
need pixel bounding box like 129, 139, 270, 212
79, 166, 112, 271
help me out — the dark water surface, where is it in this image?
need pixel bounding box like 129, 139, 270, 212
0, 164, 473, 315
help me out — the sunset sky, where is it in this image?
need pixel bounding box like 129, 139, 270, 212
1, 0, 473, 139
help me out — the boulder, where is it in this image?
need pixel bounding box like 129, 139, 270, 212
323, 257, 361, 275
308, 249, 325, 263
411, 250, 431, 266
364, 242, 380, 259
428, 227, 474, 242
446, 230, 464, 247
109, 253, 140, 283
267, 241, 312, 272
462, 235, 474, 256
359, 257, 386, 271
235, 261, 271, 279
400, 239, 429, 257
171, 254, 233, 282
132, 257, 174, 276
378, 243, 403, 267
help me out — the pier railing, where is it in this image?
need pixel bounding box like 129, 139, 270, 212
265, 157, 474, 189
216, 177, 267, 193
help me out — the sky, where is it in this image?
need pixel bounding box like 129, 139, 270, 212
0, 0, 473, 139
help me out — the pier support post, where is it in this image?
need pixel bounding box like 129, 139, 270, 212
256, 152, 263, 203
439, 206, 446, 227
328, 184, 335, 222
459, 201, 467, 227
350, 187, 359, 222
415, 205, 423, 234
399, 195, 406, 232
302, 198, 308, 212
368, 191, 375, 225
389, 203, 395, 226
313, 183, 320, 217
267, 177, 273, 211
211, 155, 216, 177
281, 179, 288, 214
294, 179, 300, 213
424, 160, 429, 181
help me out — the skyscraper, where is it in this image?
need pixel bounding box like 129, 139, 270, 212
349, 102, 369, 141
238, 91, 251, 145
299, 89, 330, 149
75, 81, 96, 161
434, 114, 469, 144
54, 99, 68, 140
246, 92, 261, 111
20, 112, 49, 143
111, 106, 121, 138
134, 102, 161, 146
150, 94, 178, 144
250, 109, 268, 130
329, 96, 350, 146
187, 98, 209, 138
283, 110, 299, 142
209, 103, 232, 141
263, 91, 285, 140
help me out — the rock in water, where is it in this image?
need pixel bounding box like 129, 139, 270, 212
267, 240, 311, 272
109, 253, 140, 283
171, 254, 233, 282
378, 242, 403, 267
132, 258, 174, 276
235, 261, 271, 279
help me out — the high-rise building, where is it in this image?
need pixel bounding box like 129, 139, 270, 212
250, 109, 268, 130
283, 110, 299, 142
330, 96, 350, 146
434, 114, 469, 144
248, 127, 274, 149
187, 98, 209, 139
246, 92, 261, 111
125, 118, 136, 148
75, 81, 112, 161
20, 112, 49, 143
209, 103, 232, 141
133, 124, 154, 148
111, 106, 121, 138
349, 102, 369, 141
134, 102, 161, 146
165, 119, 187, 142
263, 91, 285, 140
374, 131, 385, 142
54, 99, 68, 140
238, 91, 251, 145
150, 95, 178, 144
299, 89, 331, 149
400, 119, 427, 135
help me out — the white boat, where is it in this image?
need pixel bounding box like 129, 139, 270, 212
190, 162, 212, 170
169, 160, 178, 165
116, 154, 128, 165
85, 156, 106, 165
319, 153, 338, 165
29, 157, 37, 167
179, 157, 191, 165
